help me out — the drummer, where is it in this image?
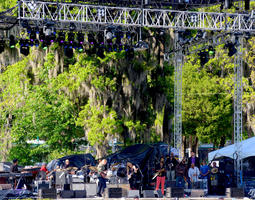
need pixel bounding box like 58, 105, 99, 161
62, 159, 71, 169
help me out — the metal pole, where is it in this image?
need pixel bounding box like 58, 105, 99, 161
174, 31, 183, 159
234, 34, 243, 188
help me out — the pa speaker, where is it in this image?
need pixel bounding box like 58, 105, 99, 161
226, 187, 244, 198
167, 187, 184, 198
143, 190, 155, 198
38, 188, 57, 199
60, 190, 74, 198
74, 190, 86, 198
107, 188, 123, 198
128, 190, 140, 198
85, 183, 97, 197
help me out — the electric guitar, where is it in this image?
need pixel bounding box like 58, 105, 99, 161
152, 168, 165, 180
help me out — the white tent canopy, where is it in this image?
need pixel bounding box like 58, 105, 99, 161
208, 136, 255, 162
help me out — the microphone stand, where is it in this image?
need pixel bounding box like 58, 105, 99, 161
136, 164, 144, 195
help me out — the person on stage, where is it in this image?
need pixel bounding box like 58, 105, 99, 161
129, 164, 142, 190
10, 159, 19, 173
96, 159, 107, 197
62, 159, 71, 169
188, 163, 200, 189
200, 161, 210, 189
175, 158, 187, 188
155, 158, 166, 195
188, 152, 200, 169
165, 152, 178, 181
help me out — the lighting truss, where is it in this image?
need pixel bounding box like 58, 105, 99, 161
18, 1, 255, 32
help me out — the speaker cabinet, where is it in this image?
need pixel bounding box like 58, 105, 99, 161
38, 188, 57, 199
106, 187, 123, 198
166, 187, 184, 198
74, 190, 86, 198
85, 183, 97, 197
128, 190, 140, 198
142, 190, 155, 198
60, 190, 74, 198
191, 189, 205, 197
226, 187, 244, 198
72, 183, 85, 190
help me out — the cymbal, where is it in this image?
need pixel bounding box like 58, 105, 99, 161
89, 166, 98, 171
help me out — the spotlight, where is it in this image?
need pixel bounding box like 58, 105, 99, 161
208, 46, 215, 57
30, 29, 36, 42
134, 40, 149, 51
39, 29, 45, 42
97, 32, 104, 45
9, 35, 16, 49
225, 42, 237, 57
88, 33, 96, 45
68, 32, 75, 44
34, 39, 39, 47
198, 51, 209, 66
64, 45, 73, 58
0, 40, 5, 54
105, 29, 113, 40
69, 23, 76, 32
57, 31, 65, 45
77, 32, 84, 44
20, 39, 30, 56
97, 46, 105, 58
77, 45, 84, 53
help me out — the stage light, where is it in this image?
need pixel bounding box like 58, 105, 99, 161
105, 31, 113, 40
208, 46, 215, 57
97, 46, 105, 58
225, 42, 237, 57
125, 45, 134, 59
198, 51, 209, 66
34, 39, 39, 47
64, 45, 74, 58
57, 31, 65, 45
69, 23, 76, 32
134, 40, 149, 51
78, 45, 84, 53
88, 33, 96, 45
30, 30, 36, 42
77, 32, 84, 44
126, 32, 131, 39
68, 32, 75, 44
39, 29, 45, 42
0, 40, 5, 54
45, 27, 52, 36
97, 32, 104, 45
9, 35, 16, 49
20, 39, 30, 56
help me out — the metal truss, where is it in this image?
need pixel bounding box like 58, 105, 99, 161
234, 35, 243, 188
174, 32, 183, 159
18, 0, 255, 32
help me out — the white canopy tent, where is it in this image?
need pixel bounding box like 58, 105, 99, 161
208, 136, 255, 162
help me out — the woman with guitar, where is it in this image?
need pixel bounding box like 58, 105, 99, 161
96, 159, 108, 197
155, 158, 166, 195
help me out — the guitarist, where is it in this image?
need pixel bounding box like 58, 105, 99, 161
155, 158, 166, 195
96, 159, 107, 197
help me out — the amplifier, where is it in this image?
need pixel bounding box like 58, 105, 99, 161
74, 190, 86, 198
190, 189, 205, 197
85, 183, 97, 197
106, 187, 123, 198
166, 187, 184, 198
142, 190, 155, 198
128, 190, 140, 198
226, 187, 244, 198
72, 183, 85, 190
38, 188, 57, 199
60, 190, 74, 198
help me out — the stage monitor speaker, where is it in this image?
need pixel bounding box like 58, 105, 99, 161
155, 190, 163, 198
191, 189, 205, 197
37, 182, 49, 190
226, 187, 244, 198
143, 190, 155, 198
128, 190, 140, 198
38, 188, 57, 199
72, 183, 85, 190
107, 187, 123, 198
64, 183, 70, 190
74, 190, 86, 198
167, 187, 184, 198
85, 183, 97, 197
60, 190, 74, 198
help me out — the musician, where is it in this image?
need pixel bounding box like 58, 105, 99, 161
175, 158, 187, 187
62, 159, 71, 169
188, 163, 200, 189
40, 163, 49, 174
165, 152, 178, 181
129, 164, 141, 190
10, 159, 19, 173
96, 159, 107, 197
155, 158, 166, 195
188, 152, 200, 169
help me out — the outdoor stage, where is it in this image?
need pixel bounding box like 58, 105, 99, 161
59, 198, 245, 200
